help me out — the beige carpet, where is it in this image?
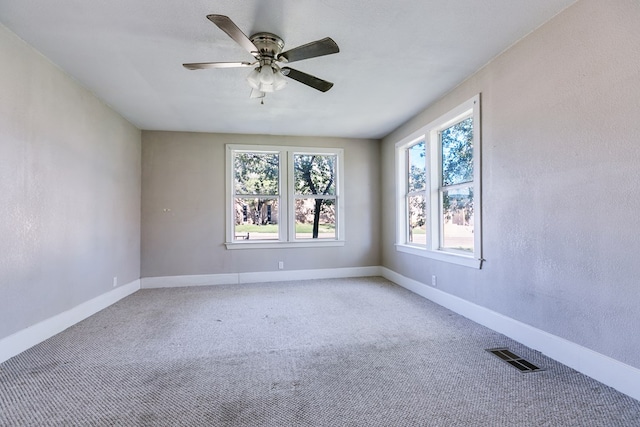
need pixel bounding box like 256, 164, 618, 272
1, 277, 639, 426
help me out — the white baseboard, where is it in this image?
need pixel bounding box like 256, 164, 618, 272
140, 273, 239, 288
141, 266, 382, 288
0, 280, 140, 364
380, 267, 640, 402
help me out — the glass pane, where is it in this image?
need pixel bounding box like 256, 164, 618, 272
294, 154, 336, 196
442, 187, 473, 252
234, 152, 279, 195
234, 198, 279, 241
408, 194, 426, 245
408, 141, 426, 193
441, 117, 473, 186
295, 198, 336, 239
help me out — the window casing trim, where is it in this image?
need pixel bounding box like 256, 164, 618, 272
225, 144, 344, 248
395, 94, 482, 268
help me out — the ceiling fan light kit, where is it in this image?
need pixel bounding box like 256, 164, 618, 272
183, 14, 339, 101
246, 65, 287, 94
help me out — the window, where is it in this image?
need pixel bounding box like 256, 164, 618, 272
293, 153, 338, 240
226, 145, 344, 249
232, 151, 281, 241
395, 95, 482, 268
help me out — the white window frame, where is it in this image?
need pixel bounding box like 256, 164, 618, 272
225, 144, 345, 249
395, 95, 482, 268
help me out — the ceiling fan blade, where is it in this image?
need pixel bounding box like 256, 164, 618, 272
281, 67, 334, 92
183, 61, 254, 70
207, 14, 259, 56
278, 37, 339, 63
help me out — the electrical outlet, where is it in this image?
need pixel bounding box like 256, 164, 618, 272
113, 276, 118, 287
278, 261, 284, 270
431, 275, 437, 287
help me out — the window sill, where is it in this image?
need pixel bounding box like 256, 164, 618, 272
226, 240, 346, 250
395, 244, 482, 269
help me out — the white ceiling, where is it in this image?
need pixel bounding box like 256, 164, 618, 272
0, 0, 575, 139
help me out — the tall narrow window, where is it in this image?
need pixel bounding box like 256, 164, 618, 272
407, 141, 426, 245
293, 153, 337, 240
395, 95, 482, 268
232, 151, 280, 241
440, 117, 474, 253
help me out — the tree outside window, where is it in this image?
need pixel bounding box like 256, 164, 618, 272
294, 154, 336, 239
233, 151, 280, 240
440, 117, 474, 252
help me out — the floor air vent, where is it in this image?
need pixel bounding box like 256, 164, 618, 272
486, 348, 543, 373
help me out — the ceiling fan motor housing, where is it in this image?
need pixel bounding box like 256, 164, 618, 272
250, 32, 285, 65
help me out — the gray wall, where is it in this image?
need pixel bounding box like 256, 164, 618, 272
0, 24, 141, 340
381, 0, 640, 369
141, 131, 381, 277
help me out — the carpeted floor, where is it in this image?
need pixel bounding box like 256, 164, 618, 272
1, 277, 639, 426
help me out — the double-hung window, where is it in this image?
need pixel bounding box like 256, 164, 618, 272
292, 153, 338, 240
231, 150, 281, 241
226, 145, 344, 249
395, 95, 482, 268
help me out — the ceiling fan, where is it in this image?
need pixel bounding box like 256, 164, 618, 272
183, 15, 339, 100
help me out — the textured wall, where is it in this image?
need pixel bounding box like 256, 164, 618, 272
0, 25, 141, 340
381, 0, 640, 369
141, 131, 381, 277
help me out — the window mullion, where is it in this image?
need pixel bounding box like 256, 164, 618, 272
283, 150, 291, 242
428, 130, 439, 251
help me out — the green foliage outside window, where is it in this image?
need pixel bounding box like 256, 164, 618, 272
294, 154, 336, 238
